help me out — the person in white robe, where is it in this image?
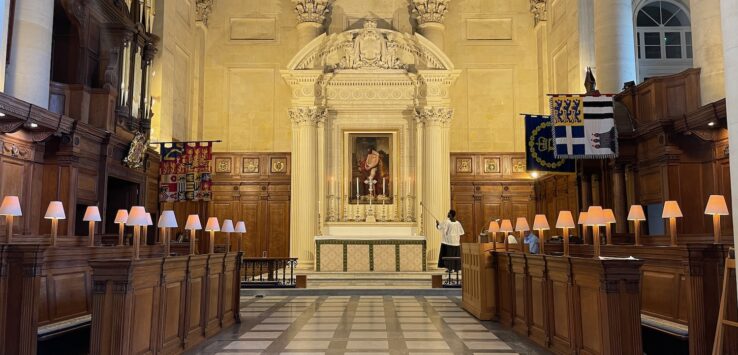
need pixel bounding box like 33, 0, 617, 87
436, 210, 464, 271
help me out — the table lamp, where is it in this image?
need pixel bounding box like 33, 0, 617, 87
221, 219, 235, 252
500, 219, 513, 252
627, 205, 646, 246
158, 210, 178, 255
83, 206, 101, 246
235, 221, 246, 252
488, 220, 500, 251
126, 206, 148, 259
45, 201, 66, 246
586, 206, 605, 258
0, 196, 22, 243
705, 195, 729, 244
556, 211, 575, 256
602, 208, 616, 245
577, 211, 589, 244
205, 217, 220, 254
662, 201, 682, 246
532, 214, 549, 254
515, 217, 530, 253
114, 209, 129, 246
185, 215, 202, 255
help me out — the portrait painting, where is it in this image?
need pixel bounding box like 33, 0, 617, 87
349, 133, 393, 204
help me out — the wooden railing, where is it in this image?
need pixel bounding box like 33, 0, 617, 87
242, 257, 297, 288
462, 243, 645, 355
88, 252, 241, 355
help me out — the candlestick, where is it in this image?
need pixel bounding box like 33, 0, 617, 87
356, 177, 359, 203
382, 178, 386, 197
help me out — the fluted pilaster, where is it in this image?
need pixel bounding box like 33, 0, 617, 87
411, 0, 449, 50
289, 106, 326, 270
416, 107, 453, 269
292, 0, 330, 47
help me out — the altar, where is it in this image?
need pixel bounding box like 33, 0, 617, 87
314, 223, 426, 272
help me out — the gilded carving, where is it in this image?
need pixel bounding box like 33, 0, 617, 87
411, 0, 450, 25
215, 158, 232, 173
512, 158, 526, 173
242, 158, 260, 173
456, 158, 472, 173
123, 131, 148, 169
271, 157, 287, 173
292, 0, 330, 24
484, 158, 501, 173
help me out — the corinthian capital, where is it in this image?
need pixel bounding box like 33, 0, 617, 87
289, 106, 327, 125
530, 0, 547, 24
195, 0, 215, 26
415, 107, 453, 126
292, 0, 331, 24
411, 0, 450, 25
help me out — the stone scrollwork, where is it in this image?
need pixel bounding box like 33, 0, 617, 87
411, 0, 450, 25
336, 20, 406, 70
288, 106, 328, 125
414, 106, 454, 126
293, 0, 331, 24
530, 0, 547, 24
195, 0, 215, 26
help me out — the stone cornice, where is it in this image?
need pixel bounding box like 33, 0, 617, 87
289, 106, 327, 126
412, 0, 450, 25
292, 0, 330, 24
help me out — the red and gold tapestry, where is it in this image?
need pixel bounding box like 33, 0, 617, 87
159, 142, 213, 202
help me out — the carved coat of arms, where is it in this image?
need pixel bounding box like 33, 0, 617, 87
336, 20, 405, 70
123, 131, 148, 169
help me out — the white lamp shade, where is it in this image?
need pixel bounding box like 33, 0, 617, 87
705, 195, 730, 216
205, 217, 220, 232
556, 211, 576, 229
515, 217, 530, 232
586, 206, 605, 226
235, 221, 247, 233
0, 196, 22, 216
532, 214, 550, 230
221, 219, 235, 233
603, 209, 616, 224
126, 206, 148, 226
145, 213, 153, 226
662, 201, 683, 218
83, 206, 102, 222
114, 209, 129, 224
577, 211, 589, 225
488, 220, 500, 233
44, 201, 66, 220
158, 210, 178, 228
499, 219, 513, 233
627, 205, 646, 221
185, 215, 202, 230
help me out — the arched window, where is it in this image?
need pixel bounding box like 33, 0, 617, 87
635, 1, 692, 81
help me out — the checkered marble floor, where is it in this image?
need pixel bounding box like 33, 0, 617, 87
188, 295, 550, 355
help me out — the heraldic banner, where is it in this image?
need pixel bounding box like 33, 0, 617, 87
549, 94, 618, 159
159, 142, 213, 202
525, 115, 575, 173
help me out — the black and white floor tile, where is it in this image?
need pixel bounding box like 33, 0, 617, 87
188, 295, 550, 355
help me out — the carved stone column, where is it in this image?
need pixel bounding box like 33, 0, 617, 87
593, 0, 636, 92
5, 0, 54, 108
416, 107, 453, 269
411, 0, 449, 50
289, 106, 326, 270
292, 0, 330, 48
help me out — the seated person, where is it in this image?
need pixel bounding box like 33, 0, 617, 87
506, 233, 518, 244
524, 232, 540, 254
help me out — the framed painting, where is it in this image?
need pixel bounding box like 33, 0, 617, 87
348, 133, 393, 204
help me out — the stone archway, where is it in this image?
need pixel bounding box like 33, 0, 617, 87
282, 20, 460, 270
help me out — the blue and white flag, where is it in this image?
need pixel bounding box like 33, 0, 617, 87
525, 115, 575, 173
550, 94, 618, 159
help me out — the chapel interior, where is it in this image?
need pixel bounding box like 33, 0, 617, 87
1, 0, 738, 354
